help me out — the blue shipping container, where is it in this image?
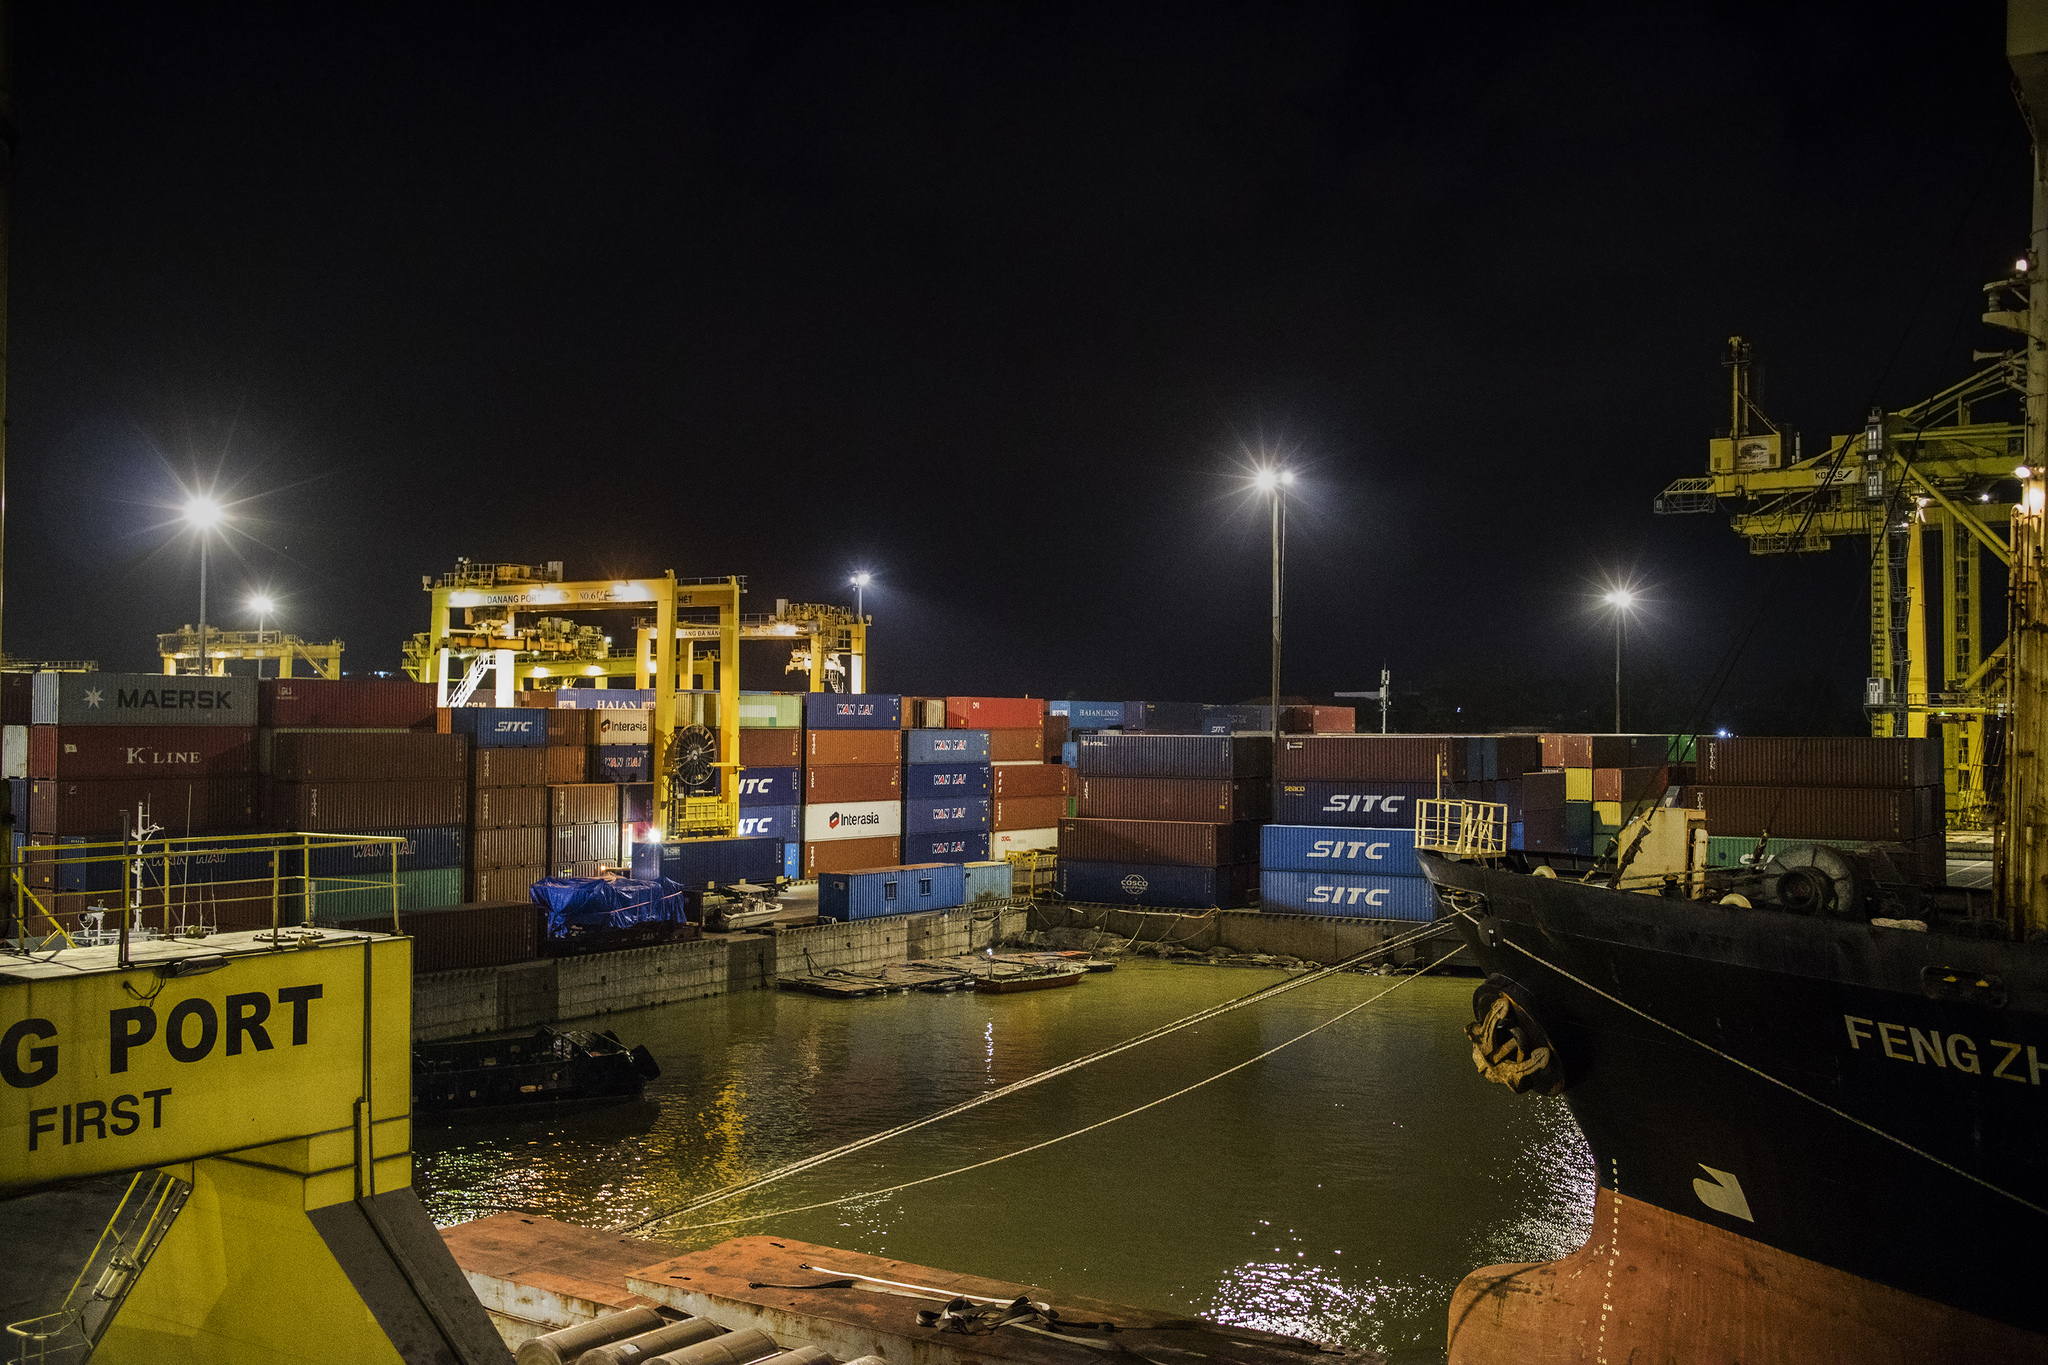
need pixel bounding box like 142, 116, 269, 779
736, 766, 801, 807
307, 827, 465, 877
903, 763, 992, 798
1259, 824, 1423, 877
6, 777, 23, 826
1050, 700, 1125, 728
734, 805, 801, 840
553, 688, 658, 710
905, 729, 990, 764
1202, 704, 1273, 734
904, 831, 993, 863
1274, 781, 1441, 828
1075, 734, 1270, 779
1057, 860, 1254, 909
1259, 870, 1436, 920
1061, 742, 1078, 767
1121, 701, 1148, 730
1509, 821, 1524, 851
597, 746, 652, 782
819, 862, 966, 921
963, 860, 1012, 902
782, 841, 801, 879
448, 707, 548, 747
630, 836, 783, 887
803, 693, 903, 729
904, 796, 992, 834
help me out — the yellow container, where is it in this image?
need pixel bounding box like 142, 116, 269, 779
1594, 800, 1623, 826
1565, 767, 1594, 802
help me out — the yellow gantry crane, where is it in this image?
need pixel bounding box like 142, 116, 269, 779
1656, 326, 2031, 829
157, 626, 344, 679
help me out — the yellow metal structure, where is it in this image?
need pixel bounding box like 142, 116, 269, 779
1656, 340, 2024, 827
157, 627, 343, 680
1414, 799, 1509, 859
1608, 806, 1711, 897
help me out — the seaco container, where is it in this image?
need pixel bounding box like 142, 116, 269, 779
946, 697, 1045, 729
269, 731, 468, 783
904, 796, 991, 834
804, 693, 903, 729
903, 764, 993, 798
1273, 781, 1438, 829
592, 710, 652, 746
1076, 776, 1270, 822
735, 805, 801, 840
1695, 736, 1942, 789
548, 783, 620, 826
801, 835, 900, 877
259, 678, 435, 729
1076, 734, 1271, 779
1260, 824, 1424, 877
992, 795, 1062, 830
905, 729, 991, 764
1049, 700, 1125, 729
35, 672, 256, 728
1276, 735, 1462, 782
991, 763, 1069, 798
1058, 818, 1257, 867
806, 730, 902, 767
740, 728, 803, 767
30, 777, 259, 835
1057, 859, 1254, 909
448, 708, 548, 747
1258, 870, 1435, 920
629, 835, 783, 887
30, 725, 256, 781
802, 800, 902, 842
805, 765, 900, 802
820, 862, 967, 922
736, 766, 801, 807
905, 830, 993, 864
270, 779, 468, 832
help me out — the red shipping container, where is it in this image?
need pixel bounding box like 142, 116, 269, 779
1541, 734, 1595, 768
471, 785, 547, 830
548, 783, 620, 826
991, 764, 1067, 798
472, 748, 547, 787
806, 730, 903, 766
1077, 776, 1270, 822
992, 795, 1063, 830
30, 725, 256, 780
1277, 736, 1461, 782
269, 779, 467, 832
1698, 785, 1942, 841
545, 710, 591, 746
1043, 714, 1070, 749
803, 835, 901, 876
1280, 706, 1356, 733
543, 746, 588, 784
260, 678, 436, 729
947, 697, 1046, 729
989, 728, 1044, 762
805, 764, 900, 802
30, 778, 259, 835
269, 730, 467, 782
1696, 737, 1941, 789
741, 728, 803, 766
470, 865, 545, 904
1, 673, 32, 726
1058, 817, 1257, 866
472, 825, 549, 870
1592, 768, 1622, 803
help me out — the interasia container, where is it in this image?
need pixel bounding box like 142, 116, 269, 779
735, 805, 801, 840
270, 779, 467, 832
1697, 785, 1941, 841
988, 728, 1044, 762
267, 731, 466, 783
30, 725, 257, 780
738, 693, 803, 728
548, 783, 620, 826
29, 778, 258, 835
906, 730, 991, 764
963, 860, 1012, 900
991, 763, 1069, 798
802, 800, 902, 842
630, 835, 784, 886
905, 796, 992, 834
805, 765, 900, 802
905, 831, 994, 863
593, 710, 652, 746
1076, 734, 1271, 779
802, 835, 901, 876
740, 729, 803, 767
992, 795, 1062, 830
471, 825, 550, 870
946, 697, 1045, 729
552, 688, 656, 709
803, 694, 903, 729
1258, 871, 1434, 920
35, 672, 257, 728
1273, 781, 1438, 829
1260, 824, 1424, 877
448, 708, 548, 747
903, 764, 993, 798
259, 678, 435, 729
595, 746, 650, 782
1057, 860, 1255, 909
806, 730, 902, 766
305, 827, 465, 876
736, 766, 801, 807
1275, 735, 1458, 782
333, 899, 539, 972
1695, 737, 1942, 789
819, 862, 967, 921
471, 786, 546, 830
1057, 818, 1256, 867
1076, 776, 1270, 822
1049, 701, 1125, 728
993, 827, 1059, 854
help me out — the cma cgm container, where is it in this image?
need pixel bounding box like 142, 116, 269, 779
904, 796, 991, 834
802, 835, 901, 877
1273, 781, 1438, 829
906, 730, 991, 764
1049, 700, 1125, 729
29, 725, 256, 780
1258, 871, 1435, 920
1695, 736, 1942, 789
819, 862, 966, 921
1260, 824, 1424, 877
737, 766, 801, 807
270, 779, 467, 832
904, 763, 993, 798
1076, 734, 1271, 779
630, 835, 783, 887
946, 697, 1045, 729
1058, 860, 1254, 909
35, 672, 256, 727
448, 708, 548, 747
805, 765, 899, 802
736, 805, 801, 840
268, 731, 468, 783
259, 678, 435, 729
905, 830, 993, 863
804, 693, 903, 729
806, 730, 903, 766
1276, 735, 1462, 782
1076, 776, 1269, 822
30, 778, 259, 835
802, 800, 902, 842
1058, 818, 1258, 867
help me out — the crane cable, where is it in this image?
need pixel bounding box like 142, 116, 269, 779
640, 943, 1467, 1235
612, 916, 1460, 1235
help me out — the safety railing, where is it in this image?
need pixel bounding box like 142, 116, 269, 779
1415, 799, 1509, 859
1005, 850, 1057, 898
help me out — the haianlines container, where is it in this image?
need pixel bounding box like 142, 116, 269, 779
1259, 824, 1424, 877
1275, 735, 1459, 782
1076, 734, 1271, 780
270, 779, 468, 832
988, 728, 1045, 762
629, 835, 784, 887
735, 805, 801, 840
551, 688, 656, 709
447, 707, 548, 747
740, 728, 803, 767
31, 724, 258, 781
801, 800, 902, 842
259, 677, 436, 730
802, 835, 900, 877
35, 672, 257, 728
1273, 781, 1438, 829
592, 709, 652, 746
905, 729, 991, 764
548, 783, 620, 826
1049, 700, 1125, 728
1057, 817, 1257, 867
806, 729, 903, 766
736, 766, 801, 807
1258, 870, 1434, 920
902, 763, 993, 798
470, 785, 546, 830
991, 763, 1069, 798
805, 764, 900, 802
1076, 776, 1270, 822
945, 697, 1045, 729
904, 831, 995, 864
268, 730, 466, 783
820, 862, 967, 921
904, 796, 992, 834
29, 777, 259, 836
992, 795, 1062, 830
1057, 859, 1254, 909
803, 693, 903, 730
1696, 736, 1942, 789
993, 827, 1059, 853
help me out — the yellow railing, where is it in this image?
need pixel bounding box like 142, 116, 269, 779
1005, 850, 1057, 898
1415, 799, 1509, 859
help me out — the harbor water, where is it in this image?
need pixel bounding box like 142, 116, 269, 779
413, 960, 1595, 1363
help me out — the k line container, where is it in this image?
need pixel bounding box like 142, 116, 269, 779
735, 805, 801, 840
738, 692, 803, 728
806, 730, 902, 766
906, 730, 991, 764
801, 835, 901, 877
905, 830, 993, 863
1696, 736, 1942, 789
34, 672, 257, 728
548, 783, 621, 826
471, 824, 550, 870
552, 688, 656, 710
805, 764, 900, 802
1077, 776, 1270, 822
305, 827, 465, 876
736, 766, 801, 806
1057, 817, 1257, 867
963, 860, 1012, 900
802, 800, 903, 842
1259, 824, 1424, 877
1076, 734, 1271, 779
259, 678, 435, 730
333, 899, 540, 972
992, 795, 1062, 830
1049, 700, 1125, 728
903, 764, 993, 798
1057, 859, 1255, 909
593, 710, 652, 746
904, 796, 992, 834
270, 779, 467, 832
820, 862, 967, 921
595, 746, 649, 782
448, 708, 549, 747
740, 729, 804, 767
803, 693, 903, 729
471, 785, 547, 830
30, 725, 257, 781
630, 835, 784, 887
1258, 870, 1434, 920
268, 730, 467, 783
991, 763, 1069, 798
1273, 781, 1438, 828
987, 728, 1045, 762
29, 777, 259, 835
1698, 785, 1941, 841
946, 697, 1045, 729
1275, 735, 1459, 782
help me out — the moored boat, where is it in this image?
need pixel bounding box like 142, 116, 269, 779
413, 1026, 660, 1117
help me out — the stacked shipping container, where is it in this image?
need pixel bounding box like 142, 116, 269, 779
902, 727, 993, 864
801, 693, 903, 876
1061, 734, 1270, 908
462, 706, 586, 902
1686, 736, 1944, 883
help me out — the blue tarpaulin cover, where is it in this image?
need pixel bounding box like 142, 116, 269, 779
530, 876, 689, 941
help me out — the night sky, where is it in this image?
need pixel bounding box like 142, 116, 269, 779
2, 4, 2026, 733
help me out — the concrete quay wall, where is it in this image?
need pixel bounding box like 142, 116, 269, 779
1027, 902, 1471, 968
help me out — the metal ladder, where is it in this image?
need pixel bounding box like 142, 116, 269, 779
446, 652, 495, 708
6, 1171, 191, 1363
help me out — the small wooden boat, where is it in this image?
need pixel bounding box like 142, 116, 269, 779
972, 964, 1086, 994
413, 1026, 659, 1116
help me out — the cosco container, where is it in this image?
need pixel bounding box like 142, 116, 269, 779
740, 728, 803, 767
268, 730, 467, 783
992, 795, 1062, 830
1275, 735, 1460, 782
34, 672, 256, 728
259, 678, 436, 729
30, 725, 257, 781
1273, 781, 1439, 829
805, 764, 900, 802
595, 746, 650, 782
735, 805, 801, 840
592, 709, 652, 746
471, 785, 546, 829
803, 693, 903, 729
904, 796, 992, 834
963, 860, 1012, 901
551, 688, 656, 709
801, 835, 900, 877
802, 800, 902, 842
1076, 734, 1271, 779
991, 763, 1068, 798
904, 831, 994, 863
903, 763, 992, 798
737, 766, 801, 807
1076, 776, 1270, 822
820, 862, 967, 921
305, 826, 465, 876
1696, 737, 1941, 789
738, 692, 803, 728
1258, 870, 1435, 920
1049, 700, 1124, 728
905, 729, 991, 764
1697, 785, 1941, 841
630, 835, 784, 887
1057, 859, 1254, 909
1260, 824, 1423, 876
548, 783, 620, 826
945, 697, 1045, 729
1057, 817, 1257, 867
270, 779, 468, 832
448, 708, 548, 747
29, 777, 259, 835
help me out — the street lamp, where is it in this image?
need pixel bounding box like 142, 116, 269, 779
248, 592, 275, 678
182, 496, 227, 677
850, 572, 871, 619
1602, 588, 1636, 733
1254, 468, 1294, 752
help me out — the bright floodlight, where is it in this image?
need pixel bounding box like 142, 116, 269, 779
247, 593, 275, 616
1254, 469, 1280, 491
1605, 589, 1636, 610
851, 572, 871, 587
182, 494, 225, 531
1280, 470, 1295, 486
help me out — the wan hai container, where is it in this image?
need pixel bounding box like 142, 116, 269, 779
803, 694, 903, 729
905, 831, 993, 863
906, 730, 991, 764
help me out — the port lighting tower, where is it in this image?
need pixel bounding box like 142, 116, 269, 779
850, 572, 870, 620
181, 495, 226, 678
1254, 467, 1293, 752
1602, 587, 1635, 732
247, 592, 275, 678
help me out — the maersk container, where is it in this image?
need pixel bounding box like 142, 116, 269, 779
802, 799, 902, 842
448, 708, 548, 747
904, 796, 992, 834
1049, 700, 1124, 728
1258, 870, 1435, 920
306, 826, 465, 877
1260, 824, 1423, 877
737, 766, 801, 807
906, 729, 990, 764
803, 693, 903, 729
819, 862, 967, 922
905, 830, 993, 863
903, 763, 992, 798
629, 835, 783, 887
1057, 859, 1254, 909
738, 692, 804, 728
596, 746, 651, 782
735, 805, 801, 840
552, 687, 656, 710
1273, 781, 1439, 829
35, 672, 257, 728
962, 860, 1012, 901
1075, 734, 1271, 779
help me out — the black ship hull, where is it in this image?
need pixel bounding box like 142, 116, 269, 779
1418, 852, 2048, 1352
413, 1026, 660, 1117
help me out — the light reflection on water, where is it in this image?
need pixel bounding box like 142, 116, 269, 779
413, 962, 1592, 1363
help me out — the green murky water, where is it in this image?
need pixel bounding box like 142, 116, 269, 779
412, 962, 1593, 1363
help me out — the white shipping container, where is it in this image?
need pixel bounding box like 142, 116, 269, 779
1, 726, 24, 780
993, 826, 1059, 853
593, 708, 652, 746
802, 799, 903, 842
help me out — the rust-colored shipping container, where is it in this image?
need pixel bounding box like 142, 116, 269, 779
1696, 736, 1942, 789
1698, 784, 1942, 841
1280, 706, 1356, 733
30, 725, 256, 780
469, 865, 546, 905
1043, 714, 1069, 750
548, 783, 620, 826
947, 697, 1046, 729
1592, 766, 1667, 804
988, 728, 1044, 762
991, 763, 1067, 798
993, 795, 1063, 830
471, 824, 549, 870
805, 764, 900, 802
1077, 776, 1270, 822
335, 900, 541, 973
544, 709, 591, 746
1058, 817, 1257, 867
741, 728, 803, 766
1276, 735, 1460, 782
260, 677, 437, 729
471, 747, 547, 787
29, 778, 259, 835
901, 697, 947, 729
543, 746, 588, 784
802, 835, 900, 876
806, 729, 903, 766
269, 730, 467, 782
1, 673, 31, 726
551, 821, 622, 867
1521, 770, 1567, 811
1540, 734, 1594, 768
268, 779, 467, 832
471, 785, 547, 830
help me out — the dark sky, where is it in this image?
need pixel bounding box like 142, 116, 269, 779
2, 3, 2026, 726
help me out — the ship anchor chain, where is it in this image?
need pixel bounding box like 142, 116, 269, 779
1465, 977, 1565, 1096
